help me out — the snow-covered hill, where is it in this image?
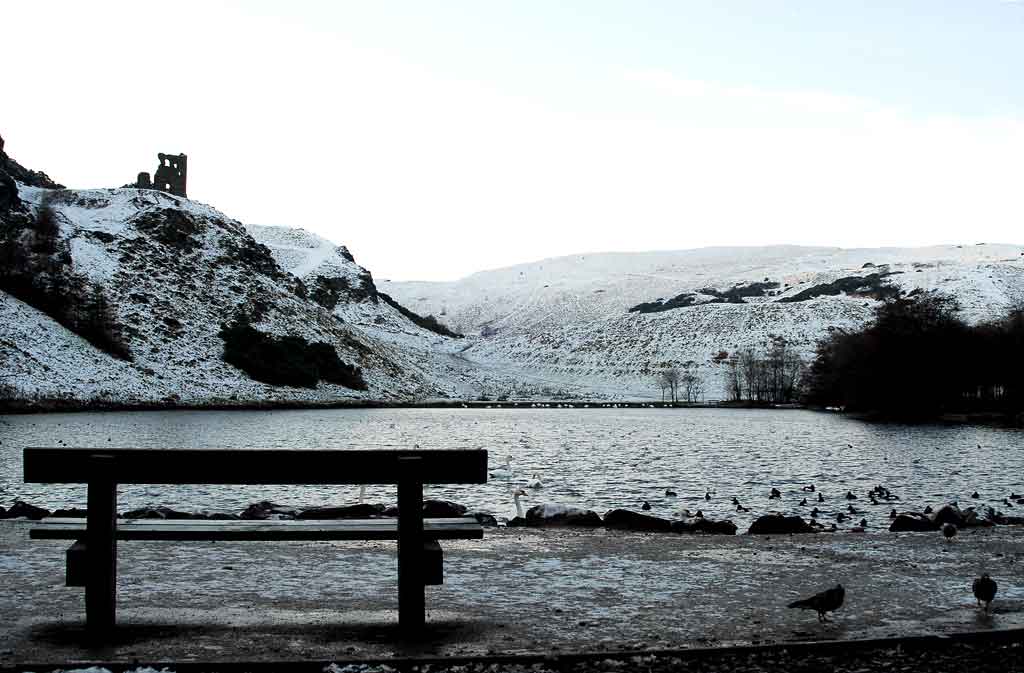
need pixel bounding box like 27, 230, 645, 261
381, 245, 1024, 400
0, 170, 492, 405
5, 142, 1023, 406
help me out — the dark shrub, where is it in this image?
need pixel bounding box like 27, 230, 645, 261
219, 322, 367, 390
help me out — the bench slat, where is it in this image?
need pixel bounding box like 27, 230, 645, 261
30, 517, 484, 541
23, 448, 489, 485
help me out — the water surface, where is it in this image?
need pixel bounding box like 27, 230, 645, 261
1, 408, 1021, 531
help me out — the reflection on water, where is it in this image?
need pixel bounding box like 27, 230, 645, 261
1, 408, 1022, 531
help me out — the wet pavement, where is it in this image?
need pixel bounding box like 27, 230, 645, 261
1, 521, 1022, 666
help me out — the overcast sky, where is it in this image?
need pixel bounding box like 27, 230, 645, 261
4, 1, 1023, 281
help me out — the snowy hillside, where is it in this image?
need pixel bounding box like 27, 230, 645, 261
0, 172, 495, 405
382, 245, 1024, 400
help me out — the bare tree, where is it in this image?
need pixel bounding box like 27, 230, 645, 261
658, 367, 681, 403
681, 367, 704, 404
724, 355, 743, 402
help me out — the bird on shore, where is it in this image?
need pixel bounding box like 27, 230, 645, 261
973, 574, 997, 612
641, 501, 652, 511
942, 523, 957, 542
787, 584, 845, 622
512, 488, 528, 519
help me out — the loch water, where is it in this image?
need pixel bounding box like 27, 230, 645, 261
1, 407, 1022, 531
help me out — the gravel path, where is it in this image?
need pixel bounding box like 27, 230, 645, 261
1, 521, 1022, 667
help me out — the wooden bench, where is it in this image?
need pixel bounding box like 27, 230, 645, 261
23, 447, 488, 635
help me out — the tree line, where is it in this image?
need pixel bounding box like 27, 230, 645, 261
723, 338, 805, 404
803, 294, 1024, 418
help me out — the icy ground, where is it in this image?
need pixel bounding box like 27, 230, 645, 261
1, 522, 1021, 665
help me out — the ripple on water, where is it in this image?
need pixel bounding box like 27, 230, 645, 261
1, 407, 1023, 533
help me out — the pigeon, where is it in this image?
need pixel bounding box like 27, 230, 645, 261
942, 523, 957, 542
641, 501, 652, 511
787, 584, 845, 622
973, 574, 997, 612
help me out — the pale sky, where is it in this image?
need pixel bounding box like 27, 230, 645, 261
4, 1, 1023, 281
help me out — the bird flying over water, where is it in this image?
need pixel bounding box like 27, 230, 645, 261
787, 584, 845, 622
973, 574, 997, 612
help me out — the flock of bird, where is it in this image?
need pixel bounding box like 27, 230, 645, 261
490, 456, 1006, 624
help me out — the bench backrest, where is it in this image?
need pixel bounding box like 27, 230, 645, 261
23, 448, 488, 485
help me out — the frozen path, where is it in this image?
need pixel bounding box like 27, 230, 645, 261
1, 522, 1022, 664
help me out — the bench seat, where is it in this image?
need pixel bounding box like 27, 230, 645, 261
30, 517, 484, 541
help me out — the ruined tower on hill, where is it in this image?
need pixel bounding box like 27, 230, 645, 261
134, 153, 187, 197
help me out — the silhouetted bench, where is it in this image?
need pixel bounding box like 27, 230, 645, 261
24, 447, 488, 635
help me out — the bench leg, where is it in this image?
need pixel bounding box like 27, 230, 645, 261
397, 459, 424, 632
86, 475, 117, 635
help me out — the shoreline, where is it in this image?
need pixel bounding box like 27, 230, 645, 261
0, 398, 788, 415
1, 398, 1020, 426
1, 523, 1021, 666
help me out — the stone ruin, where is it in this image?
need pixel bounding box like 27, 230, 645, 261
134, 152, 187, 197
